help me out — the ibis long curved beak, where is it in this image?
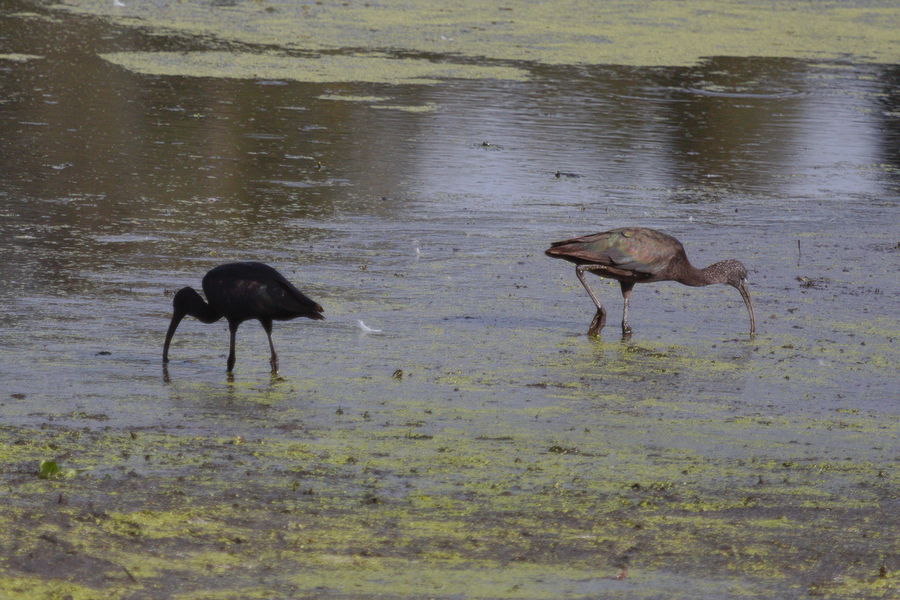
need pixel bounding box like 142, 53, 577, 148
737, 279, 756, 336
162, 311, 185, 363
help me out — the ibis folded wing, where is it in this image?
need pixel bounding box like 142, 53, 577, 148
546, 228, 682, 278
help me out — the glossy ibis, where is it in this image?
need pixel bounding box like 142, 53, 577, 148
163, 262, 324, 373
545, 227, 755, 337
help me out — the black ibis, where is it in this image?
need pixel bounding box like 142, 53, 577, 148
163, 262, 324, 373
545, 227, 755, 337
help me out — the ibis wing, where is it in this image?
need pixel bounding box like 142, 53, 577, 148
547, 228, 681, 277
247, 265, 323, 319
269, 276, 325, 319
203, 262, 324, 320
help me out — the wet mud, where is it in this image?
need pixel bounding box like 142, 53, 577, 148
0, 1, 898, 598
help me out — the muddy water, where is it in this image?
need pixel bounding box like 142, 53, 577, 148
1, 2, 898, 599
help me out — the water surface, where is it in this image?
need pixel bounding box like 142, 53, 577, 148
0, 2, 897, 599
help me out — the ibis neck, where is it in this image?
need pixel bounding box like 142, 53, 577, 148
189, 298, 221, 323
178, 287, 221, 323
677, 262, 720, 287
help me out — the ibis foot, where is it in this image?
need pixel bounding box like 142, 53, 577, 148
587, 307, 607, 337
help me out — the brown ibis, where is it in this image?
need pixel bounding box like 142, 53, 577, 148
163, 262, 324, 373
545, 227, 755, 337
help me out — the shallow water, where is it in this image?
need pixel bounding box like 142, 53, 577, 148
1, 2, 898, 599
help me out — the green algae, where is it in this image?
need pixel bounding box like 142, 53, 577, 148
0, 53, 43, 62
53, 0, 899, 67
371, 103, 438, 113
95, 509, 244, 540
317, 94, 393, 103
99, 51, 530, 84
808, 571, 898, 599
1, 412, 893, 597
0, 577, 119, 600
7, 11, 61, 23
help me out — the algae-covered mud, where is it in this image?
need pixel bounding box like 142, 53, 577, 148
1, 1, 898, 599
98, 52, 530, 85
49, 0, 900, 67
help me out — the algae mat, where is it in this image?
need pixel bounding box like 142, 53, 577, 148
52, 0, 899, 67
1, 391, 897, 599
98, 51, 529, 84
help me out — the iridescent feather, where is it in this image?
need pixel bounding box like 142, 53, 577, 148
546, 227, 755, 336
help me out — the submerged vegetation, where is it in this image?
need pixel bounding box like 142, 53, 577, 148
0, 384, 896, 599
1, 330, 897, 597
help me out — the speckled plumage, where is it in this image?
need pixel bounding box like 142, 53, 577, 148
546, 227, 755, 336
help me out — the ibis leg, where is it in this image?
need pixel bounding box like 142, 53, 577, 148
620, 281, 634, 336
576, 264, 609, 336
261, 318, 278, 373
227, 320, 239, 373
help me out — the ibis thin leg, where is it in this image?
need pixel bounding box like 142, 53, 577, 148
576, 264, 611, 336
227, 320, 239, 373
261, 318, 278, 373
620, 280, 634, 336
